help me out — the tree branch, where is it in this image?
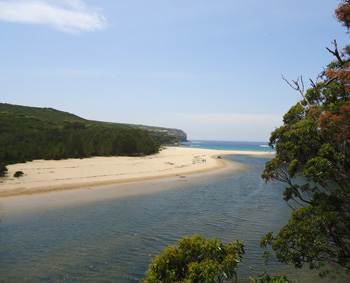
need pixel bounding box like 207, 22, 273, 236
326, 39, 350, 66
282, 75, 312, 108
326, 40, 344, 64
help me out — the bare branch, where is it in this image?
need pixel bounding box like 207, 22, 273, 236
323, 76, 337, 87
326, 40, 344, 64
282, 75, 312, 108
326, 39, 350, 66
282, 74, 299, 91
311, 69, 337, 88
309, 73, 325, 108
309, 78, 316, 89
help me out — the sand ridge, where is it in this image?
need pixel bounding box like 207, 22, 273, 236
0, 147, 272, 198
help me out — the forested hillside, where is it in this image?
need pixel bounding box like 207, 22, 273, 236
0, 103, 186, 170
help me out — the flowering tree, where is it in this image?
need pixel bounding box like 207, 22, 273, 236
261, 0, 350, 276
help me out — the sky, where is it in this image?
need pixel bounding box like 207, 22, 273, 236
0, 0, 348, 141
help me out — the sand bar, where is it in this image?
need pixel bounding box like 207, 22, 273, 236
0, 147, 273, 199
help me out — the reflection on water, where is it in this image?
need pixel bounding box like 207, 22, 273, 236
0, 155, 347, 282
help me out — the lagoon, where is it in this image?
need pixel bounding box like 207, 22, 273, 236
0, 152, 345, 282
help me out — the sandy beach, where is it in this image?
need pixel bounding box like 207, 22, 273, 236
0, 147, 272, 199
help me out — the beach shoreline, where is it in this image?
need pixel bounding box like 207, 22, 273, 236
0, 147, 274, 200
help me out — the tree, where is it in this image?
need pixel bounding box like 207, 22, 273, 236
251, 272, 290, 283
142, 234, 245, 283
261, 0, 350, 276
0, 162, 7, 177
143, 234, 291, 283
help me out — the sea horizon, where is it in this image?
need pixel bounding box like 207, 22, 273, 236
180, 139, 275, 152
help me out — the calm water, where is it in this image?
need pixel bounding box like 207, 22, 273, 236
181, 140, 275, 152
0, 154, 345, 282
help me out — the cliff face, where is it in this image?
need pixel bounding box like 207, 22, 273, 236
129, 124, 187, 143
165, 129, 187, 142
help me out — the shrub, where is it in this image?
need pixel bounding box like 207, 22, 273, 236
14, 171, 24, 177
0, 163, 8, 177
142, 234, 245, 283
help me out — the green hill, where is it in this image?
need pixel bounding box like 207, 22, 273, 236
0, 103, 187, 168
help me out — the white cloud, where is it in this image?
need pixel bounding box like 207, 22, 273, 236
0, 0, 107, 33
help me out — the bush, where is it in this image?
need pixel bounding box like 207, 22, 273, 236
0, 163, 8, 177
14, 171, 24, 177
142, 234, 245, 283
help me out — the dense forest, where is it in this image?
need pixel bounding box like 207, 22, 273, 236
0, 103, 186, 174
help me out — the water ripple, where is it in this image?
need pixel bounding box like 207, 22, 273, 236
0, 155, 346, 282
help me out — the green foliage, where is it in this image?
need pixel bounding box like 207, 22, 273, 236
261, 11, 350, 276
282, 103, 305, 125
14, 171, 24, 177
262, 105, 350, 275
0, 162, 7, 177
250, 272, 290, 283
0, 103, 182, 168
142, 234, 245, 283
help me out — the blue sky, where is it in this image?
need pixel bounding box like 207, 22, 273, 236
0, 0, 348, 141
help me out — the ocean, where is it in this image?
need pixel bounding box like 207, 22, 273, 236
0, 141, 346, 282
181, 140, 275, 152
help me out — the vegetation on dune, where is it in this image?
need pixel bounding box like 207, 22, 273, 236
0, 103, 186, 174
13, 171, 24, 178
0, 161, 7, 177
